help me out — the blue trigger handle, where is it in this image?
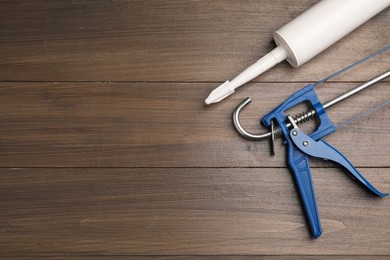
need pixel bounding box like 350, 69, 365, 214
288, 145, 322, 238
290, 129, 388, 197
261, 84, 335, 238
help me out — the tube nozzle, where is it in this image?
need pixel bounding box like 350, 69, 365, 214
205, 46, 287, 105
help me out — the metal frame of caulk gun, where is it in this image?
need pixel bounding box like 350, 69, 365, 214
233, 70, 390, 143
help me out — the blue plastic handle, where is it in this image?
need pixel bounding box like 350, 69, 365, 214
261, 84, 334, 239
290, 128, 388, 197
260, 83, 386, 238
287, 145, 322, 238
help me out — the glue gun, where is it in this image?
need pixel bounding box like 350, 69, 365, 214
231, 49, 390, 238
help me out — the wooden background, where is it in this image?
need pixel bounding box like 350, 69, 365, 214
0, 0, 389, 258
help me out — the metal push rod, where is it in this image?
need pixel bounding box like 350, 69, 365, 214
324, 70, 390, 109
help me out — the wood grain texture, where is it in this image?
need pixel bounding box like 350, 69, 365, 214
0, 255, 389, 260
0, 0, 389, 82
0, 168, 389, 255
0, 0, 389, 258
0, 257, 389, 260
0, 81, 388, 167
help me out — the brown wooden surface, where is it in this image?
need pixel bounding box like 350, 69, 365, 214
0, 0, 389, 82
0, 81, 388, 167
0, 0, 389, 259
1, 168, 389, 255
1, 257, 389, 260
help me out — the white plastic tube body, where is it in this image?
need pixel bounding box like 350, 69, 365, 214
275, 0, 390, 67
205, 0, 390, 104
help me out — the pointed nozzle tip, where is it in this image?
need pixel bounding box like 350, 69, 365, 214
204, 80, 234, 105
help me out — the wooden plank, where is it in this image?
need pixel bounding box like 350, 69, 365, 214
0, 1, 388, 258
0, 82, 388, 167
0, 257, 389, 260
0, 168, 388, 255
0, 0, 389, 82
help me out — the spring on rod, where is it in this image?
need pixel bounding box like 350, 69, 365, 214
271, 108, 317, 139
294, 109, 316, 124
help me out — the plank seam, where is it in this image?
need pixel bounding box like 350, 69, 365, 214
0, 254, 389, 257
0, 80, 387, 84
0, 166, 388, 169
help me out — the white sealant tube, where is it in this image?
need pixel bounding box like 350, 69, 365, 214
205, 0, 390, 105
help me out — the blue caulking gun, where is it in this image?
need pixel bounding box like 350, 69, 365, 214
232, 46, 390, 238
